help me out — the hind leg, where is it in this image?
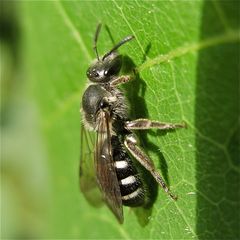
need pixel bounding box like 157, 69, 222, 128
124, 133, 177, 200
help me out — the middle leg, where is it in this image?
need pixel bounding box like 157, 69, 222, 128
125, 118, 186, 130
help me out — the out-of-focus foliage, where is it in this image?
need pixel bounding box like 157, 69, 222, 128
1, 2, 50, 239
1, 1, 239, 239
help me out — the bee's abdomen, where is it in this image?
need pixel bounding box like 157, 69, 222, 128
118, 169, 145, 207
112, 136, 145, 207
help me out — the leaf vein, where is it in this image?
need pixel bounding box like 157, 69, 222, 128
174, 202, 197, 238
211, 0, 232, 33
54, 0, 91, 61
113, 0, 145, 55
137, 29, 240, 72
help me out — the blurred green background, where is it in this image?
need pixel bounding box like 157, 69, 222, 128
1, 1, 239, 239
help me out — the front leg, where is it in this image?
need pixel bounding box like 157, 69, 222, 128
125, 118, 186, 130
110, 75, 132, 87
124, 134, 177, 200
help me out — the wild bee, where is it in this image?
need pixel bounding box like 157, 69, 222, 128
80, 23, 186, 223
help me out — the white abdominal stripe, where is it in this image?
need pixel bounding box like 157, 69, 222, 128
120, 175, 136, 185
122, 188, 142, 200
115, 160, 128, 169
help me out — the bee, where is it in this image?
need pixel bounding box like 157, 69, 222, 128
80, 23, 186, 223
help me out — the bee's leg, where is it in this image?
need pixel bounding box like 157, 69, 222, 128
124, 134, 177, 200
125, 118, 186, 130
110, 75, 132, 87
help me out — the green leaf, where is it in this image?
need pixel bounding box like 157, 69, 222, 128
18, 0, 239, 239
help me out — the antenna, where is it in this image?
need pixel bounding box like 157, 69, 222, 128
93, 23, 102, 60
102, 35, 135, 60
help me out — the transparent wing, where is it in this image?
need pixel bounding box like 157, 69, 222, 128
79, 124, 103, 207
95, 111, 123, 223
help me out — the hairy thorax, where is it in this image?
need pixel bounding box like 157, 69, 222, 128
81, 83, 128, 132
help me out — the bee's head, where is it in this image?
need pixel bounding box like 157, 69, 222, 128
86, 52, 122, 83
86, 23, 134, 83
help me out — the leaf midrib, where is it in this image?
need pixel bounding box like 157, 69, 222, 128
137, 29, 240, 72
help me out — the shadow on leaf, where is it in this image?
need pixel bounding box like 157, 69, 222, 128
122, 53, 180, 226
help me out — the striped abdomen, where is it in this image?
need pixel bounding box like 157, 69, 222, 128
111, 136, 145, 206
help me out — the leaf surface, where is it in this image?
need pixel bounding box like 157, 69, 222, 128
21, 1, 240, 239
